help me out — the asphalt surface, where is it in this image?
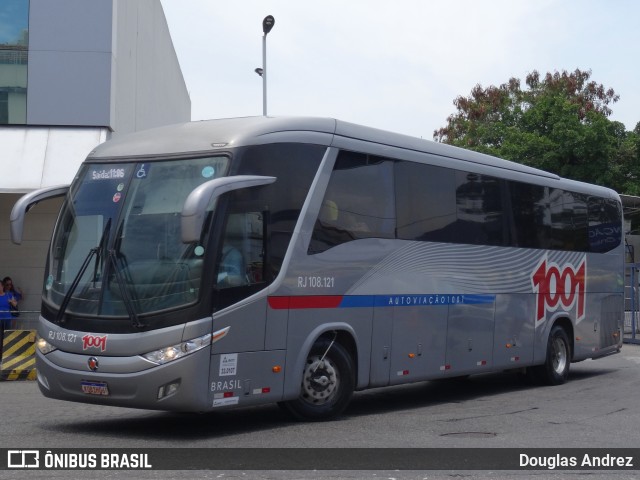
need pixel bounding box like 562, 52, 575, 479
2, 342, 640, 479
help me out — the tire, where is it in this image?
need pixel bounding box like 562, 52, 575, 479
282, 338, 355, 421
532, 325, 571, 385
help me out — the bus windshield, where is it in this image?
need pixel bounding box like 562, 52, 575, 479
44, 156, 229, 319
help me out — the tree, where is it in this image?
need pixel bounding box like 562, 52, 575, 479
434, 69, 638, 192
612, 122, 640, 195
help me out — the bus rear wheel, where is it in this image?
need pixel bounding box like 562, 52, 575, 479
282, 338, 355, 421
533, 325, 571, 385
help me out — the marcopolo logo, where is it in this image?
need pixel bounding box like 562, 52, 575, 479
82, 334, 108, 352
531, 255, 586, 324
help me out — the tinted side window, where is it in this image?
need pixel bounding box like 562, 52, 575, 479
235, 143, 325, 274
549, 189, 588, 251
309, 151, 396, 254
309, 151, 619, 255
588, 197, 622, 253
453, 171, 505, 246
510, 183, 620, 252
396, 163, 506, 246
569, 192, 589, 251
510, 182, 551, 249
396, 162, 456, 242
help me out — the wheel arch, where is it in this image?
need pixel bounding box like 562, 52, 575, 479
550, 316, 575, 360
528, 315, 574, 385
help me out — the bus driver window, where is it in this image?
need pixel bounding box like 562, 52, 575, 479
217, 213, 248, 288
217, 244, 246, 287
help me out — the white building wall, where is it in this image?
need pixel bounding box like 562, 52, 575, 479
0, 127, 108, 193
27, 0, 190, 132
112, 0, 191, 133
0, 0, 190, 323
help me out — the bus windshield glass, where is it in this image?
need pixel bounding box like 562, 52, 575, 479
44, 156, 229, 318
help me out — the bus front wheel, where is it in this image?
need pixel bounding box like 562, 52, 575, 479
282, 338, 355, 421
533, 325, 571, 385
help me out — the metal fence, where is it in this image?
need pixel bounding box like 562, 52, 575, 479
0, 46, 28, 65
625, 263, 640, 344
1, 310, 39, 331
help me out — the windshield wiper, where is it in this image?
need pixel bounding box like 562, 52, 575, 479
56, 219, 112, 323
108, 249, 145, 329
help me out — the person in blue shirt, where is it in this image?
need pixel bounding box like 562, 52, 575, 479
3, 277, 21, 318
0, 279, 18, 359
2, 277, 22, 303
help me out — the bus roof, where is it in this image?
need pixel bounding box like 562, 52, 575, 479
87, 116, 617, 198
88, 117, 337, 159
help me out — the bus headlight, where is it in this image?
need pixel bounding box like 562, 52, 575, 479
36, 336, 57, 355
141, 333, 212, 365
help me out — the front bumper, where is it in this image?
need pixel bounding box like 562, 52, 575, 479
36, 347, 212, 412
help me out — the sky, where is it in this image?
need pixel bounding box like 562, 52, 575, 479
160, 0, 640, 140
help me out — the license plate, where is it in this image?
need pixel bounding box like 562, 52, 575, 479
81, 381, 109, 396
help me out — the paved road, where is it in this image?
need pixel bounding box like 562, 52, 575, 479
2, 343, 640, 479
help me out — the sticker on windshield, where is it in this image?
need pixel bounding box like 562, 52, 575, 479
136, 164, 149, 179
202, 166, 215, 178
194, 245, 205, 256
46, 275, 54, 291
90, 168, 126, 181
112, 192, 122, 203
117, 183, 124, 192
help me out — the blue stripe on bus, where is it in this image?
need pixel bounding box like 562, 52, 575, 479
269, 294, 496, 310
337, 294, 496, 308
372, 294, 496, 307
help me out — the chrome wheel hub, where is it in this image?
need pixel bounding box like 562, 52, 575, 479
301, 356, 339, 405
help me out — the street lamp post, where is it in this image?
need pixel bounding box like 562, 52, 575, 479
257, 15, 274, 116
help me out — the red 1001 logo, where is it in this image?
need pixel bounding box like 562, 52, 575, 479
531, 256, 586, 323
82, 334, 108, 352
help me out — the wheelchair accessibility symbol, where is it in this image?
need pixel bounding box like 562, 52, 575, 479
136, 164, 148, 179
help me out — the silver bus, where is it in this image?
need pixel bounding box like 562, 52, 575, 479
11, 117, 624, 420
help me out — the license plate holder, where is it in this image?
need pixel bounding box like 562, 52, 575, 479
81, 380, 110, 396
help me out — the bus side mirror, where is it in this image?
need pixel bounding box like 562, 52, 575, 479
10, 185, 70, 245
181, 175, 276, 244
